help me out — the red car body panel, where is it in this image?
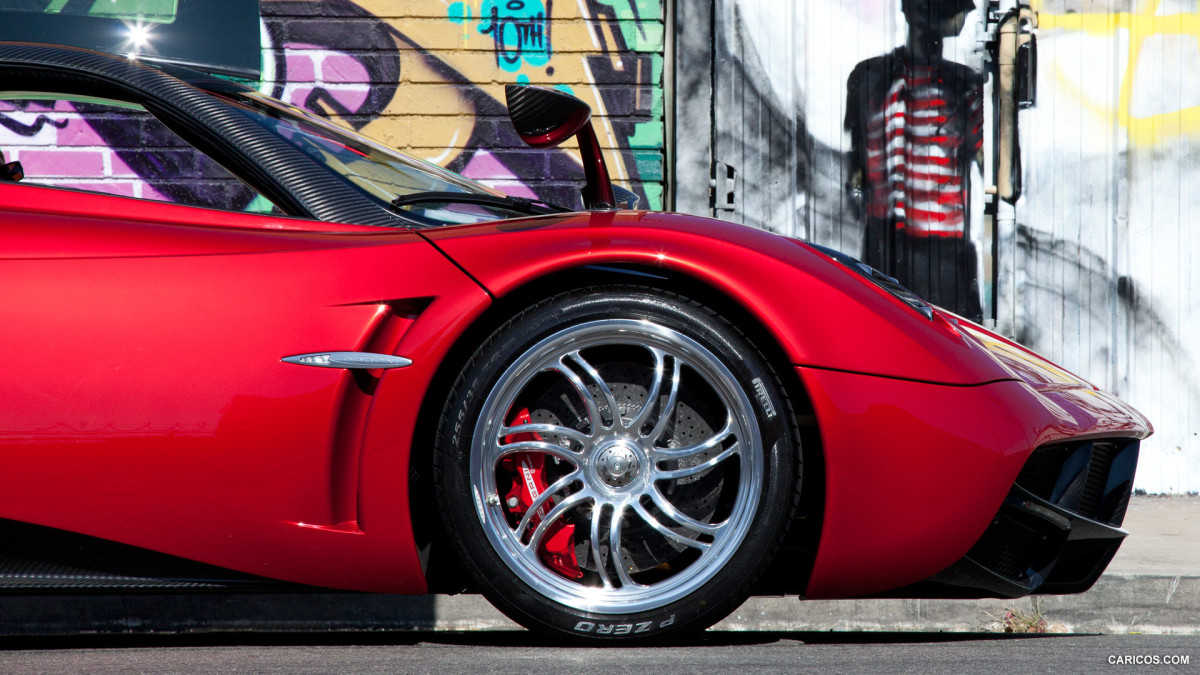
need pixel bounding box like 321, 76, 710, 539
0, 182, 1152, 599
799, 369, 1150, 599
0, 185, 494, 592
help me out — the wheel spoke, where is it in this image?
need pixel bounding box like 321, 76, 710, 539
514, 471, 582, 541
654, 442, 739, 481
609, 505, 639, 588
525, 490, 590, 552
550, 360, 604, 435
498, 422, 591, 446
629, 349, 667, 432
644, 357, 682, 442
631, 499, 710, 551
653, 416, 733, 460
494, 440, 579, 465
648, 486, 725, 535
589, 499, 613, 590
567, 351, 622, 429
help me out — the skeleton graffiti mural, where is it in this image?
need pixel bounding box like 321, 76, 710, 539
845, 0, 984, 320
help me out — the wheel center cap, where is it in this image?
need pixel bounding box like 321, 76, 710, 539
595, 442, 641, 488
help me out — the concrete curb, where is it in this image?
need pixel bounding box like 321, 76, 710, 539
714, 575, 1200, 635
1, 575, 1196, 636
435, 575, 1200, 635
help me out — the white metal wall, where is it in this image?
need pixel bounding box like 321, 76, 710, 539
675, 0, 1200, 493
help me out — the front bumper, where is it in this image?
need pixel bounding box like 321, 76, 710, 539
797, 364, 1150, 600
919, 438, 1139, 598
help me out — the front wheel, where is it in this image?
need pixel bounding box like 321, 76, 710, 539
435, 288, 799, 641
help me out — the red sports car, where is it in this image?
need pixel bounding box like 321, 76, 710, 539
0, 43, 1151, 641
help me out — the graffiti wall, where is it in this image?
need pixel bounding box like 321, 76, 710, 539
676, 0, 1200, 493
1017, 0, 1200, 495
260, 0, 665, 210
0, 0, 665, 212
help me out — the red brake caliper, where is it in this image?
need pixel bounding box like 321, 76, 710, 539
500, 408, 582, 579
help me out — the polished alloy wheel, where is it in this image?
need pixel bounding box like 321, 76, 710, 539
470, 319, 764, 614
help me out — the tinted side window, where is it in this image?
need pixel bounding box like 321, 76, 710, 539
0, 95, 280, 214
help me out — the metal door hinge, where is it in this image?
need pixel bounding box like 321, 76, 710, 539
710, 162, 736, 213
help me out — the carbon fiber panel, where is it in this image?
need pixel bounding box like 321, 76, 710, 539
0, 520, 294, 593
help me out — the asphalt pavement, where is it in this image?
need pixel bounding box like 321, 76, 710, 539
0, 633, 1194, 674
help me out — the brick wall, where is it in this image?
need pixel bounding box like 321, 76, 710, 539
0, 100, 262, 211
260, 0, 665, 210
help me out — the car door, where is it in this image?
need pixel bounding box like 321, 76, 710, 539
0, 92, 482, 585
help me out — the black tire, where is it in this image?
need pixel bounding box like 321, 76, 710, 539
434, 286, 800, 642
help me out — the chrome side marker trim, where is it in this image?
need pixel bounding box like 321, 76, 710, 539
282, 352, 413, 369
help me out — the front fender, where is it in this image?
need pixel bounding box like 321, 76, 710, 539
421, 210, 1014, 385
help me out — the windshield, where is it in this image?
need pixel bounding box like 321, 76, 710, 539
218, 90, 535, 226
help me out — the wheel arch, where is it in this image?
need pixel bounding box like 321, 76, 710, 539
409, 262, 825, 595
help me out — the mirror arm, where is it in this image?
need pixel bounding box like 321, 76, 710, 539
576, 123, 615, 210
